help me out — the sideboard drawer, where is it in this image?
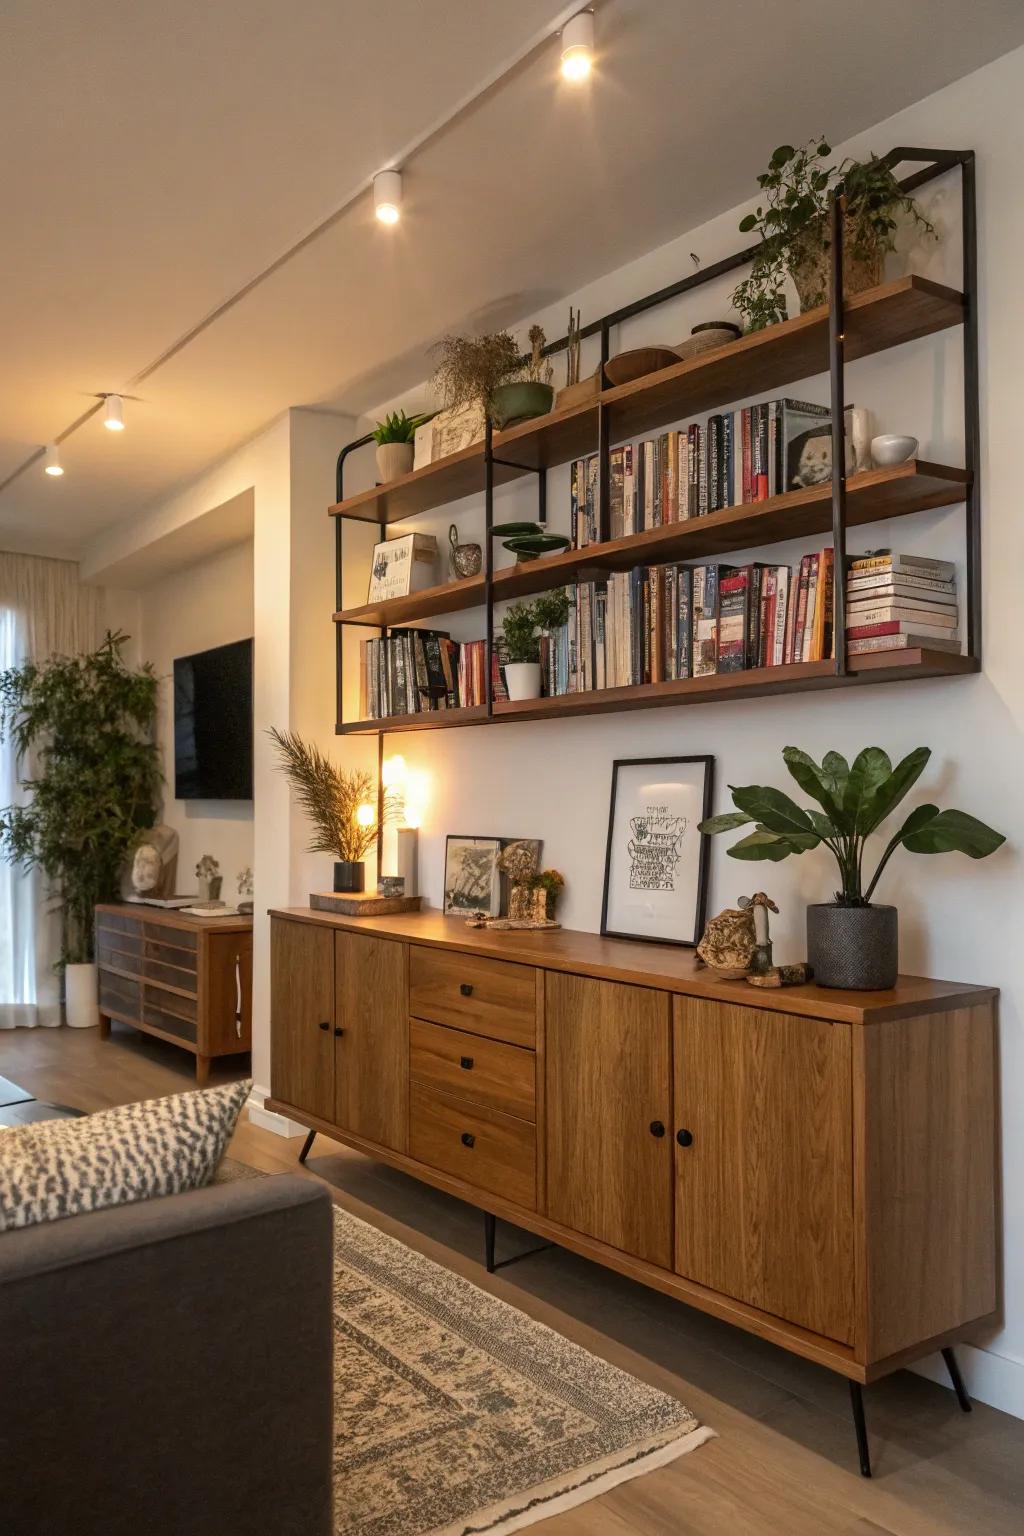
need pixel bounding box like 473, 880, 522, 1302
99, 969, 140, 1018
409, 1018, 535, 1122
409, 1085, 535, 1210
409, 946, 535, 1047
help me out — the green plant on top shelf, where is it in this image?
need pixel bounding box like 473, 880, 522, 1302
372, 409, 429, 445
502, 589, 570, 664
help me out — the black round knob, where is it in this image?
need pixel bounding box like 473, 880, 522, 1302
460, 983, 474, 997
318, 1021, 330, 1031
334, 1026, 344, 1037
676, 1129, 694, 1148
459, 1056, 474, 1070
461, 1132, 475, 1148
649, 1120, 666, 1138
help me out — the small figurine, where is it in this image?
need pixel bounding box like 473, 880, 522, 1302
737, 892, 778, 975
237, 867, 254, 915
195, 853, 222, 902
449, 523, 482, 580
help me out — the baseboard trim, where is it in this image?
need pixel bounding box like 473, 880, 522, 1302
246, 1088, 306, 1139
912, 1342, 1024, 1420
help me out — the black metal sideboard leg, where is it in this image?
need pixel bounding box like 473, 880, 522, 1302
849, 1381, 872, 1478
484, 1212, 496, 1273
298, 1129, 317, 1164
941, 1347, 973, 1413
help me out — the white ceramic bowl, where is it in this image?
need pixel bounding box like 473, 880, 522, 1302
871, 433, 918, 467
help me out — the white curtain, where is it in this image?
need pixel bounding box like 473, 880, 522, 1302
0, 553, 101, 1028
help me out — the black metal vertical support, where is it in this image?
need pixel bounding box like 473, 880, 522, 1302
484, 416, 495, 714
538, 468, 547, 527
484, 1212, 496, 1273
334, 512, 344, 730
961, 152, 982, 663
375, 732, 385, 876
849, 1381, 872, 1478
598, 320, 611, 542
828, 188, 849, 676
941, 1347, 973, 1412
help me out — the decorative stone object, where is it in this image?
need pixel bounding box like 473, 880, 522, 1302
696, 905, 757, 978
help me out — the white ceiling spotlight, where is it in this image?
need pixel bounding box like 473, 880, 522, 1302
43, 443, 64, 477
560, 9, 594, 82
373, 169, 402, 226
103, 393, 125, 431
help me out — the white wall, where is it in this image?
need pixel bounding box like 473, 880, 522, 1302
138, 538, 255, 888
340, 49, 1024, 1416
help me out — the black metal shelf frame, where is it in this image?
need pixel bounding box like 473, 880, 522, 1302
331, 146, 979, 839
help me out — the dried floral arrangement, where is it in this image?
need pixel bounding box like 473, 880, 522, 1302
268, 728, 397, 862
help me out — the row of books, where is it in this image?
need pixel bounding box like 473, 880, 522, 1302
570, 398, 836, 546
844, 551, 960, 655
358, 632, 494, 718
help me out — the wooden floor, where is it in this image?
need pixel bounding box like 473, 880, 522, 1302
4, 1022, 1023, 1535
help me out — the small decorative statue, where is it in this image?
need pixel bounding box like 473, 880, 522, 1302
497, 840, 541, 921
237, 867, 254, 915
195, 853, 222, 902
698, 892, 814, 987
121, 825, 179, 901
737, 891, 778, 975
449, 523, 482, 580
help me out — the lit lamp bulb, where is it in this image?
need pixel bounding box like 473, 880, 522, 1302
44, 443, 64, 477
560, 10, 594, 81
355, 803, 375, 828
373, 169, 402, 225
103, 394, 125, 431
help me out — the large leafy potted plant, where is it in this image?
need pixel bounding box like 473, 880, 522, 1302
269, 729, 394, 892
501, 589, 570, 701
732, 139, 935, 330
699, 746, 1004, 989
0, 632, 160, 1026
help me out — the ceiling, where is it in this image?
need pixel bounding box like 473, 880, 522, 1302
3, 0, 1023, 559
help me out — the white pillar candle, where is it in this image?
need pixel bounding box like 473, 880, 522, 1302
396, 827, 418, 897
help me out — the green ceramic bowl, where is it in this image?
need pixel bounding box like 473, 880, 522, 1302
491, 382, 554, 431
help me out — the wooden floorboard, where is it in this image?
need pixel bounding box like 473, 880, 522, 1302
3, 1021, 1022, 1534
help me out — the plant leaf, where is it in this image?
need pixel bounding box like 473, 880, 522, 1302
726, 830, 798, 862
729, 784, 814, 838
782, 746, 846, 828
821, 751, 850, 799
901, 807, 1005, 858
698, 811, 752, 834
860, 746, 931, 834
844, 747, 893, 826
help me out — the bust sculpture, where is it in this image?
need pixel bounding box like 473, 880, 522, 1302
121, 825, 180, 901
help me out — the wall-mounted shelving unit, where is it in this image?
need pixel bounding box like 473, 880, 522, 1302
330, 147, 980, 760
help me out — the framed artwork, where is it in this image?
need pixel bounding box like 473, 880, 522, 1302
600, 756, 714, 946
443, 836, 502, 917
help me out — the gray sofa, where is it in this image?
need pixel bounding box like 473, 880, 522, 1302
0, 1174, 334, 1535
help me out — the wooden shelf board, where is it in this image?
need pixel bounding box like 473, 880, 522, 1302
332, 462, 968, 626
328, 278, 963, 526
337, 703, 490, 737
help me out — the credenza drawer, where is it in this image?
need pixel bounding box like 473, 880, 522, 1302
409, 1085, 535, 1210
409, 1018, 535, 1122
98, 969, 140, 1018
409, 946, 535, 1047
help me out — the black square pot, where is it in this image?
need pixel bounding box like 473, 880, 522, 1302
333, 861, 365, 894
806, 903, 898, 990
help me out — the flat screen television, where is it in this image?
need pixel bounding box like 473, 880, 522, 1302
174, 638, 253, 800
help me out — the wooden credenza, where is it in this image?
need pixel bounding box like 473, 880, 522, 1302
96, 903, 253, 1083
267, 907, 998, 1390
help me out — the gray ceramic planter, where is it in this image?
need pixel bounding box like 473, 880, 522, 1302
806, 903, 898, 990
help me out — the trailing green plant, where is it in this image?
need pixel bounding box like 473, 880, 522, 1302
501, 589, 570, 664
699, 745, 1004, 906
0, 631, 160, 965
732, 139, 935, 330
432, 330, 522, 415
372, 409, 430, 445
268, 728, 396, 862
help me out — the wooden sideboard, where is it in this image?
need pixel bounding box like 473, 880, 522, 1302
96, 904, 253, 1082
267, 906, 998, 1469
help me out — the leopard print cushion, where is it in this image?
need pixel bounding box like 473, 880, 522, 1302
0, 1079, 252, 1233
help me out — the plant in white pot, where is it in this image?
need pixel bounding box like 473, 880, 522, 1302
501, 589, 570, 701
372, 409, 429, 484
699, 745, 1004, 990
0, 632, 160, 1026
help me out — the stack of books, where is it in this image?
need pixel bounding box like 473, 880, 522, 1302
845, 553, 959, 655
359, 632, 489, 719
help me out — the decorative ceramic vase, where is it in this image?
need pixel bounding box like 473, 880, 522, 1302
789, 218, 884, 313
65, 962, 100, 1029
375, 441, 414, 483
449, 524, 482, 580
333, 860, 365, 894
490, 381, 553, 431
871, 434, 919, 466
504, 662, 542, 701
806, 903, 898, 990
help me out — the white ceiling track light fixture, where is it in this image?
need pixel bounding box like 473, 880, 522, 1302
43, 443, 64, 477
560, 9, 594, 82
373, 169, 402, 225
103, 393, 125, 431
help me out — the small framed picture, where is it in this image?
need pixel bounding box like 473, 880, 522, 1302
601, 756, 714, 946
443, 836, 502, 917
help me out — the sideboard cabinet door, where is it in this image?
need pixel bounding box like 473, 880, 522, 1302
674, 997, 854, 1343
335, 932, 409, 1154
270, 919, 335, 1121
546, 972, 673, 1267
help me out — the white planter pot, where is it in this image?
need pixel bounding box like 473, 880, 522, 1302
504, 661, 542, 701
376, 442, 414, 483
66, 962, 100, 1029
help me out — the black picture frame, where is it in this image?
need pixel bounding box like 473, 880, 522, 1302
600, 755, 714, 946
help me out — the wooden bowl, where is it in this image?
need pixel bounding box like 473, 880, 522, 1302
603, 347, 680, 388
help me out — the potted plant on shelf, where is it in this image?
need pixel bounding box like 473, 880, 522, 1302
432, 325, 554, 432
699, 745, 1004, 990
501, 589, 570, 700
0, 632, 160, 1027
372, 409, 429, 484
491, 325, 555, 430
732, 139, 936, 330
269, 728, 395, 892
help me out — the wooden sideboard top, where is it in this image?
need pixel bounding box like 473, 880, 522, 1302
268, 906, 996, 1025
97, 902, 254, 935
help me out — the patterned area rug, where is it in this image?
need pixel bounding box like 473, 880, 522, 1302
216, 1161, 712, 1535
